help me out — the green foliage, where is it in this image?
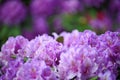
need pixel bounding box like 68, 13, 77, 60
11, 54, 17, 59
88, 9, 97, 18
62, 14, 92, 32
8, 26, 21, 36
90, 76, 98, 80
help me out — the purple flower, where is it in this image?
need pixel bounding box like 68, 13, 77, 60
117, 12, 120, 23
2, 58, 23, 80
14, 59, 57, 80
89, 19, 111, 31
32, 17, 49, 35
81, 57, 98, 80
58, 45, 98, 79
53, 17, 64, 33
108, 0, 120, 14
60, 0, 80, 14
0, 1, 26, 25
98, 70, 116, 80
99, 31, 120, 65
20, 34, 63, 66
22, 30, 36, 40
116, 28, 120, 32
56, 30, 80, 47
14, 59, 45, 80
89, 12, 112, 31
1, 36, 29, 60
55, 30, 97, 47
0, 30, 120, 80
30, 0, 55, 18
81, 0, 104, 8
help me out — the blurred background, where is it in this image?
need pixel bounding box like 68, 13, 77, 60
0, 0, 120, 47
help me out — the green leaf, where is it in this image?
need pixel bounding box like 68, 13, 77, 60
77, 24, 92, 32
0, 26, 9, 38
11, 54, 17, 59
90, 76, 98, 80
56, 36, 64, 43
8, 26, 21, 36
23, 57, 29, 63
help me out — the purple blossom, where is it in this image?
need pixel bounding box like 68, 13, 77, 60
61, 0, 80, 14
58, 45, 98, 79
98, 70, 116, 80
0, 30, 120, 80
108, 0, 120, 14
30, 0, 55, 18
14, 59, 57, 80
89, 13, 112, 31
53, 17, 64, 33
1, 36, 29, 60
81, 0, 104, 8
22, 30, 36, 40
117, 12, 120, 23
0, 1, 26, 25
98, 31, 120, 66
19, 34, 63, 66
1, 58, 23, 80
116, 28, 120, 32
32, 17, 49, 35
54, 30, 97, 47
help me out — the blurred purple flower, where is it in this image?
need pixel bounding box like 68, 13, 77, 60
22, 30, 35, 40
117, 12, 120, 23
53, 17, 64, 33
30, 0, 55, 18
33, 17, 49, 35
61, 0, 80, 14
0, 1, 26, 25
116, 28, 120, 32
108, 0, 120, 14
89, 19, 111, 31
82, 0, 104, 8
89, 12, 112, 31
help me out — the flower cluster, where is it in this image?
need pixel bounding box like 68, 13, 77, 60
0, 30, 120, 80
